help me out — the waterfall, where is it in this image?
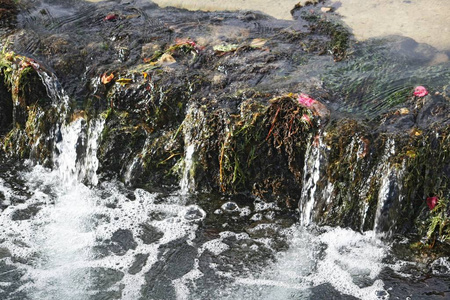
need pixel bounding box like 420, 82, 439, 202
180, 104, 200, 194
35, 70, 71, 110
180, 144, 195, 194
124, 136, 150, 185
299, 134, 325, 226
24, 116, 105, 300
371, 138, 404, 233
54, 119, 85, 184
78, 118, 105, 186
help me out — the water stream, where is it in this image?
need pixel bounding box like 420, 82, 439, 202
1, 0, 450, 299
0, 118, 448, 299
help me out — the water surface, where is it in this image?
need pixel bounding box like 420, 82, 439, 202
148, 0, 450, 52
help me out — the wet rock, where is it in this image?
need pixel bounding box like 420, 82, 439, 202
128, 253, 149, 275
90, 267, 124, 290
0, 0, 17, 28
416, 97, 450, 128
93, 228, 138, 257
221, 201, 239, 212
91, 291, 122, 300
141, 238, 197, 299
0, 80, 13, 135
310, 283, 359, 300
97, 111, 147, 178
0, 247, 11, 258
139, 223, 164, 244
183, 205, 206, 222
0, 261, 27, 299
204, 235, 275, 274
431, 257, 450, 275
10, 204, 41, 221
380, 112, 415, 133
110, 229, 137, 255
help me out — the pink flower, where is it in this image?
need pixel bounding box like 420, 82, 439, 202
413, 86, 428, 97
426, 196, 439, 210
298, 93, 316, 107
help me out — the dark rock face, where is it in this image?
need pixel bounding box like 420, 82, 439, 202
128, 253, 149, 275
0, 80, 13, 135
139, 223, 164, 244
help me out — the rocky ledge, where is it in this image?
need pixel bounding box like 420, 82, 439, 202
0, 0, 449, 252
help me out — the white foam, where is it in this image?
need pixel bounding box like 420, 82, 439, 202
0, 115, 396, 300
200, 239, 230, 256
0, 178, 13, 206
254, 200, 279, 212
431, 257, 450, 276
212, 226, 389, 300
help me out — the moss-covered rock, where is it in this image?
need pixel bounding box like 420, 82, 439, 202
0, 51, 57, 163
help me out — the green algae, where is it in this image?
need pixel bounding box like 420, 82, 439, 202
425, 196, 450, 244
0, 51, 55, 162
214, 95, 317, 207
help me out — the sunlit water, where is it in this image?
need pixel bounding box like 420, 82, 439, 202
148, 0, 450, 52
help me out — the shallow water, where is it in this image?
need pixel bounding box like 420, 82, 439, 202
149, 0, 450, 52
78, 0, 450, 121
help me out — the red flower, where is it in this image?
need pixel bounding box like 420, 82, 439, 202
413, 86, 428, 97
104, 14, 117, 21
426, 196, 439, 210
298, 93, 316, 107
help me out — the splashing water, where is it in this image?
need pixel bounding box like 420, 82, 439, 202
24, 119, 104, 300
193, 226, 389, 300
299, 134, 325, 226
0, 120, 446, 299
180, 144, 195, 194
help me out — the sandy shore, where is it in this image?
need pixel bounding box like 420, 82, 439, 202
147, 0, 450, 51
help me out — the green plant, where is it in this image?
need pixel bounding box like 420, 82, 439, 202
425, 196, 450, 246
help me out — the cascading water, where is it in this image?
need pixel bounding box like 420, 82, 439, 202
1, 0, 450, 298
372, 139, 405, 234
0, 113, 398, 300
180, 144, 195, 194
19, 119, 101, 300
179, 104, 202, 194
0, 110, 442, 299
78, 118, 105, 186
299, 134, 325, 226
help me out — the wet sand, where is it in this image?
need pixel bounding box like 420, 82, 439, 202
148, 0, 450, 51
